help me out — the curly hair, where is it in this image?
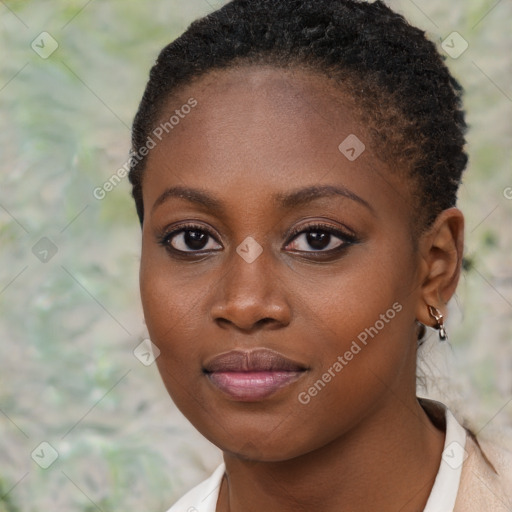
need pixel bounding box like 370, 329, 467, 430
128, 0, 468, 234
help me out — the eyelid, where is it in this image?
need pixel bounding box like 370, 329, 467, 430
284, 221, 357, 245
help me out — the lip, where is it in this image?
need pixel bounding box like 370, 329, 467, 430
203, 348, 308, 401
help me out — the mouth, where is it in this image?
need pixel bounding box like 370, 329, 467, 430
203, 348, 308, 401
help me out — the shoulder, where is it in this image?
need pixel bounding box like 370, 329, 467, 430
418, 397, 512, 510
164, 463, 225, 512
455, 428, 512, 511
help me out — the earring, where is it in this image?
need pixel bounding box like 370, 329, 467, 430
427, 305, 447, 341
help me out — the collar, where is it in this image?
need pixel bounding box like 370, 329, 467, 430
419, 398, 467, 512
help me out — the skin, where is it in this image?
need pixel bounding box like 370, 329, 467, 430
138, 65, 465, 512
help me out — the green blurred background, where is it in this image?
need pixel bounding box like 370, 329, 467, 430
0, 0, 511, 510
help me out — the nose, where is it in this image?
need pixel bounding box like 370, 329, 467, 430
209, 245, 291, 332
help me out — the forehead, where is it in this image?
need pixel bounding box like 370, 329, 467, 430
152, 65, 367, 162
142, 65, 410, 223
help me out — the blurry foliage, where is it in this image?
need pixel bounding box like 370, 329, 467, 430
0, 478, 20, 512
1, 0, 511, 510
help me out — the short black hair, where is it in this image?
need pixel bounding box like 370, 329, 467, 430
128, 0, 468, 233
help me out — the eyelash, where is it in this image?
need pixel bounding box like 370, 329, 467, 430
157, 222, 358, 257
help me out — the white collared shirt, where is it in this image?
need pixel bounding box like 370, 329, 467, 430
166, 404, 467, 512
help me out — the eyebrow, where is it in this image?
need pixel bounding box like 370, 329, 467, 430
151, 184, 375, 215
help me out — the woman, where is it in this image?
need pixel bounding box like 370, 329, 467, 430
128, 0, 512, 509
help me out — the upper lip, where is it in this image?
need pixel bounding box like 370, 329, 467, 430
203, 348, 308, 373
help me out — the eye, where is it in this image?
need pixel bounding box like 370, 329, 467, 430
285, 223, 357, 253
157, 222, 357, 257
158, 224, 222, 253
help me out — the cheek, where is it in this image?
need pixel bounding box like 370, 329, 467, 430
281, 272, 415, 454
290, 240, 415, 380
140, 250, 211, 417
139, 241, 206, 364
300, 233, 413, 343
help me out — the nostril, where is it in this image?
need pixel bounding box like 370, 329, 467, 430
257, 318, 274, 327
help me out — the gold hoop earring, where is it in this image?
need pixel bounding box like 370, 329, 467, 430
427, 305, 447, 341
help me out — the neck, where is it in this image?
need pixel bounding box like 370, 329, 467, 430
217, 396, 445, 512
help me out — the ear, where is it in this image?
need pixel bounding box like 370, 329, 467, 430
415, 207, 464, 327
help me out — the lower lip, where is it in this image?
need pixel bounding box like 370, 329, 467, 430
207, 371, 304, 401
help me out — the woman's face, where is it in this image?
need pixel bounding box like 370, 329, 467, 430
139, 65, 425, 460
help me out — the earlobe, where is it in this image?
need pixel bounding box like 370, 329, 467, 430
414, 207, 465, 328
